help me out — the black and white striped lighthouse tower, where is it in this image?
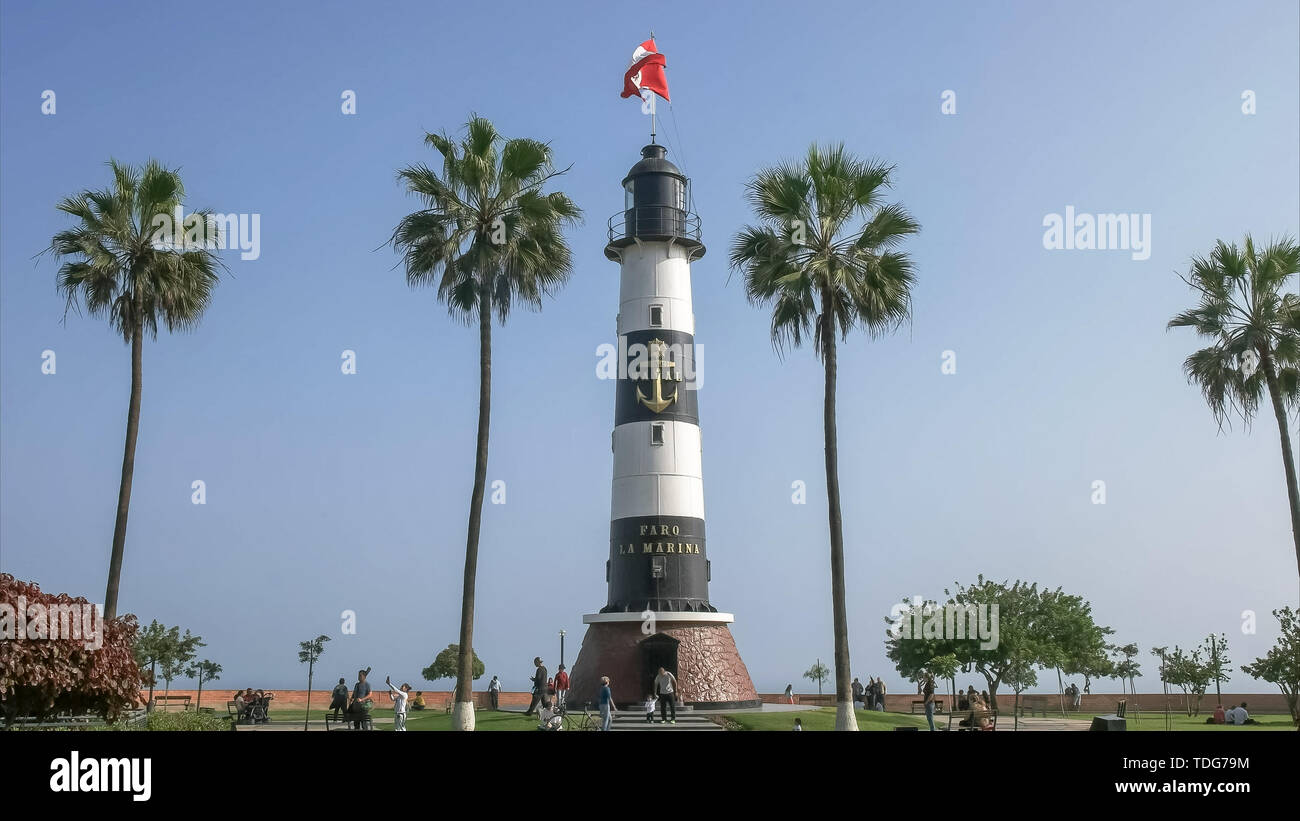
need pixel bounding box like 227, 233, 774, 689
568, 144, 759, 709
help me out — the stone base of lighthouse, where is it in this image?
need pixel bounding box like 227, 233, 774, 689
567, 614, 760, 709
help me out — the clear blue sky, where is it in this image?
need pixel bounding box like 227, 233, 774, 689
2, 0, 1297, 695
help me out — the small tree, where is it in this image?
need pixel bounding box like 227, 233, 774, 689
1111, 643, 1141, 700
927, 652, 960, 721
1004, 654, 1039, 731
422, 644, 484, 685
1241, 607, 1300, 727
186, 659, 222, 711
298, 634, 330, 731
133, 621, 203, 710
1201, 633, 1231, 708
159, 656, 186, 701
1156, 645, 1211, 717
803, 660, 831, 695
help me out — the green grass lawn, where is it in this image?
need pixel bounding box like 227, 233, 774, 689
1123, 712, 1295, 731
260, 707, 555, 731
720, 708, 929, 731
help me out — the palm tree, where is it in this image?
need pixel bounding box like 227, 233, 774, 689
390, 116, 580, 731
730, 144, 919, 730
1168, 235, 1300, 593
48, 160, 223, 620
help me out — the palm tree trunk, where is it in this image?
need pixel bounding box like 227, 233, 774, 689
820, 298, 857, 731
104, 323, 143, 620
453, 281, 492, 731
1262, 351, 1300, 595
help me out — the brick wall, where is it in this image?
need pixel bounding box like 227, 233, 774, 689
140, 689, 533, 711
143, 689, 1291, 714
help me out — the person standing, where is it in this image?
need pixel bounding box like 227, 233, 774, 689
783, 683, 794, 705
655, 667, 678, 724
876, 677, 887, 711
487, 675, 501, 710
554, 664, 570, 711
923, 674, 937, 732
598, 676, 617, 731
328, 678, 349, 720
1072, 684, 1082, 710
386, 676, 411, 732
851, 677, 864, 708
524, 657, 548, 717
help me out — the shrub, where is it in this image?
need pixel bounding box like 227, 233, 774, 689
145, 710, 231, 732
0, 574, 146, 727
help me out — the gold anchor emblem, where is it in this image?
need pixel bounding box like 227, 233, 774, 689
636, 339, 680, 413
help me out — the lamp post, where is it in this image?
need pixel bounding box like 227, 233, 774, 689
559, 629, 566, 669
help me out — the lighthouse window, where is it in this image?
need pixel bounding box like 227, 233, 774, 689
650, 422, 665, 446
649, 304, 663, 327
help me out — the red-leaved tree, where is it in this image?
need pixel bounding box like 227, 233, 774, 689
0, 574, 146, 727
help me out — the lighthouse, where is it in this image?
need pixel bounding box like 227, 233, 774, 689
567, 144, 759, 709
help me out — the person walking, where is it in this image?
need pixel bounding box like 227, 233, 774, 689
783, 683, 794, 705
328, 677, 349, 720
524, 657, 547, 717
598, 676, 617, 731
487, 675, 501, 710
386, 676, 411, 732
554, 664, 570, 711
655, 667, 678, 724
923, 674, 937, 732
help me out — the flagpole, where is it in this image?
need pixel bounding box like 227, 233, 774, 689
649, 30, 657, 144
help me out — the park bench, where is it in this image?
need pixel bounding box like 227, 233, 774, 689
150, 694, 191, 712
326, 710, 373, 731
954, 709, 998, 731
910, 698, 945, 713
8, 709, 146, 729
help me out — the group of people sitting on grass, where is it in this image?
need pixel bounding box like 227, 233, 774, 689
232, 688, 275, 723
1209, 702, 1257, 725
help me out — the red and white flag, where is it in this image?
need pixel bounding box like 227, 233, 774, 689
620, 38, 670, 102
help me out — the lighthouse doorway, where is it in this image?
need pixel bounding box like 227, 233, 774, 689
639, 633, 679, 697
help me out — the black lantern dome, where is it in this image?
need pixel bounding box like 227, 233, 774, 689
604, 144, 704, 261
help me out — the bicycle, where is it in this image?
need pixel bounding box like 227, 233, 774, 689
560, 704, 601, 731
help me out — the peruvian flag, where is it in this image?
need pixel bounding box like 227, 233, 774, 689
621, 38, 670, 102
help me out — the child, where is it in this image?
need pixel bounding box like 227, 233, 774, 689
793, 718, 803, 731
538, 699, 562, 731
643, 693, 658, 723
